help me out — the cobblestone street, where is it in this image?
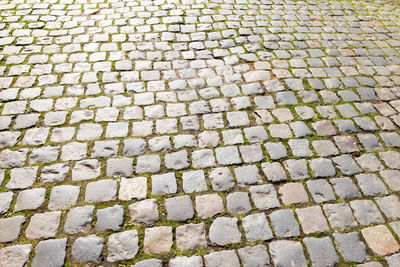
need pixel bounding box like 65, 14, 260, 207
1, 0, 400, 265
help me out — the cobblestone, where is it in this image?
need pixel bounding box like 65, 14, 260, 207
1, 0, 400, 265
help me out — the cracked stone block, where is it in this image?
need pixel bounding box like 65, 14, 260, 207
107, 230, 138, 262
144, 226, 173, 254
304, 237, 339, 267
0, 216, 25, 243
48, 185, 79, 210
26, 211, 61, 240
333, 232, 367, 263
72, 235, 104, 264
176, 223, 207, 251
227, 192, 252, 215
119, 177, 147, 200
243, 213, 273, 242
96, 205, 124, 232
64, 206, 94, 234
14, 188, 45, 212
269, 209, 300, 238
31, 239, 67, 267
361, 225, 400, 256
209, 217, 242, 245
204, 250, 240, 267
165, 195, 194, 221
296, 206, 329, 234
269, 240, 307, 267
350, 199, 384, 225
195, 193, 224, 219
85, 179, 117, 203
6, 166, 37, 189
0, 244, 31, 267
129, 199, 159, 226
169, 256, 203, 267
238, 245, 270, 267
323, 203, 357, 230
279, 182, 309, 205
151, 172, 177, 195
136, 155, 161, 173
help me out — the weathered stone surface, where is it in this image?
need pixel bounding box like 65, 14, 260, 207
304, 237, 340, 267
25, 211, 61, 240
119, 177, 147, 201
107, 230, 138, 262
95, 205, 124, 232
169, 256, 203, 267
176, 223, 207, 251
204, 250, 240, 267
0, 216, 25, 243
72, 235, 104, 263
333, 232, 367, 263
144, 226, 173, 254
129, 199, 159, 226
209, 217, 242, 245
31, 239, 67, 267
195, 194, 224, 219
85, 179, 117, 203
0, 244, 31, 267
361, 225, 400, 256
238, 245, 270, 267
64, 206, 94, 234
270, 240, 307, 267
242, 213, 273, 241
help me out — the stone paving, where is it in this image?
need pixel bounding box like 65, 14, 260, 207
1, 0, 400, 266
